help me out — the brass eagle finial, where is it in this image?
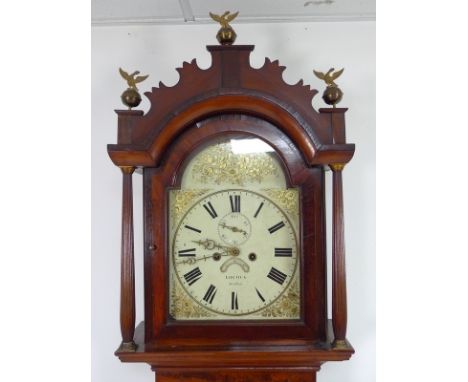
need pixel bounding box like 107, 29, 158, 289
209, 11, 239, 45
313, 68, 344, 87
313, 68, 345, 107
209, 11, 239, 29
119, 68, 149, 91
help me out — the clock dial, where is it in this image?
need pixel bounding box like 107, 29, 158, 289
172, 189, 298, 316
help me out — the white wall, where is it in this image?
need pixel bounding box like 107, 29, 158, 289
92, 21, 375, 382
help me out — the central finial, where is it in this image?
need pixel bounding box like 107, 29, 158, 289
209, 11, 239, 45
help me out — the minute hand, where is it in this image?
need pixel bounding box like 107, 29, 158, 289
176, 252, 230, 265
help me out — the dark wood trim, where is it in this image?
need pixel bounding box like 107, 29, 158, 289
153, 368, 319, 382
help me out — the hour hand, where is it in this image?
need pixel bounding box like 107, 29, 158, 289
219, 222, 248, 236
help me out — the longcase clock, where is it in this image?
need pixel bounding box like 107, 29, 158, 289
107, 32, 355, 382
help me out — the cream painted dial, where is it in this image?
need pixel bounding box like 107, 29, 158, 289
172, 189, 298, 316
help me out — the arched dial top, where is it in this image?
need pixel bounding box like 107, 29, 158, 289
169, 138, 301, 320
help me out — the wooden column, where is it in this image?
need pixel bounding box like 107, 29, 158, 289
329, 163, 348, 348
117, 166, 137, 352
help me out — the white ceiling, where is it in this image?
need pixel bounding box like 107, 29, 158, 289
92, 0, 375, 26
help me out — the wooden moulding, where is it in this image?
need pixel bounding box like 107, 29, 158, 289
116, 321, 354, 368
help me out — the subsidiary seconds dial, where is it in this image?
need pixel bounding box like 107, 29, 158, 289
172, 189, 298, 316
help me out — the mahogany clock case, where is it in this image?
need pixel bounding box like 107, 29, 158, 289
108, 43, 355, 375
143, 114, 328, 348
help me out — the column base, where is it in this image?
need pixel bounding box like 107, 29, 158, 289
332, 339, 349, 349
116, 341, 137, 353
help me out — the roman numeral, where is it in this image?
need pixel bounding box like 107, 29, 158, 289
253, 202, 264, 218
184, 225, 201, 233
203, 201, 217, 219
268, 221, 285, 234
255, 288, 265, 302
230, 195, 240, 213
183, 267, 202, 286
275, 248, 293, 257
231, 291, 239, 310
178, 248, 196, 257
267, 267, 288, 285
202, 284, 217, 304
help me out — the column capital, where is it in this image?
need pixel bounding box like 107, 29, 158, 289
329, 163, 346, 172
119, 166, 135, 175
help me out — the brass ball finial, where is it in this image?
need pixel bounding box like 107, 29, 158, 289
120, 89, 142, 109
322, 86, 343, 107
118, 68, 149, 109
209, 11, 239, 45
313, 68, 345, 108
